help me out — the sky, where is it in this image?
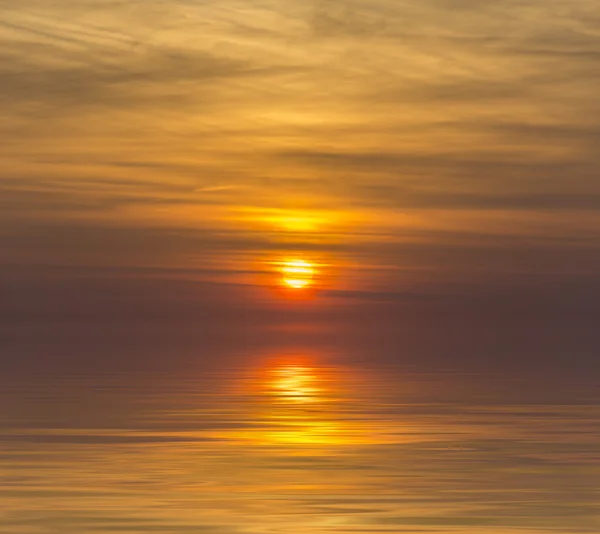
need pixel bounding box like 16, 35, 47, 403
1, 0, 600, 368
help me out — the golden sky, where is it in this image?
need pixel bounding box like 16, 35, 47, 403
1, 0, 600, 306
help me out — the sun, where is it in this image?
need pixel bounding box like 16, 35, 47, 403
280, 259, 315, 290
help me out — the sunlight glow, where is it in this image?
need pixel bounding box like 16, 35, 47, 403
223, 357, 395, 447
284, 278, 311, 289
280, 259, 315, 290
271, 365, 320, 403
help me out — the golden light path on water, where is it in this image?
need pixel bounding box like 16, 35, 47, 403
223, 355, 398, 447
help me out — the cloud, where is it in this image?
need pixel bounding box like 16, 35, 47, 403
273, 148, 600, 209
0, 433, 209, 444
0, 45, 259, 115
0, 0, 599, 321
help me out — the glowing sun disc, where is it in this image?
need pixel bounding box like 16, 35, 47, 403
284, 278, 310, 289
281, 259, 314, 289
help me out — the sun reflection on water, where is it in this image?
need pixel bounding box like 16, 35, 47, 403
225, 356, 386, 447
269, 364, 321, 403
260, 360, 345, 445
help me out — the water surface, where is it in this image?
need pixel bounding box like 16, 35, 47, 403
1, 350, 599, 533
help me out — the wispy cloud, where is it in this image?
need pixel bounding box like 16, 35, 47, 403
0, 0, 599, 297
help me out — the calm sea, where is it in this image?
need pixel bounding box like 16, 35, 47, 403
1, 348, 599, 534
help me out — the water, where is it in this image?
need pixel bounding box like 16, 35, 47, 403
1, 350, 599, 533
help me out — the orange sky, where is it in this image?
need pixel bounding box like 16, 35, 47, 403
1, 0, 600, 316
